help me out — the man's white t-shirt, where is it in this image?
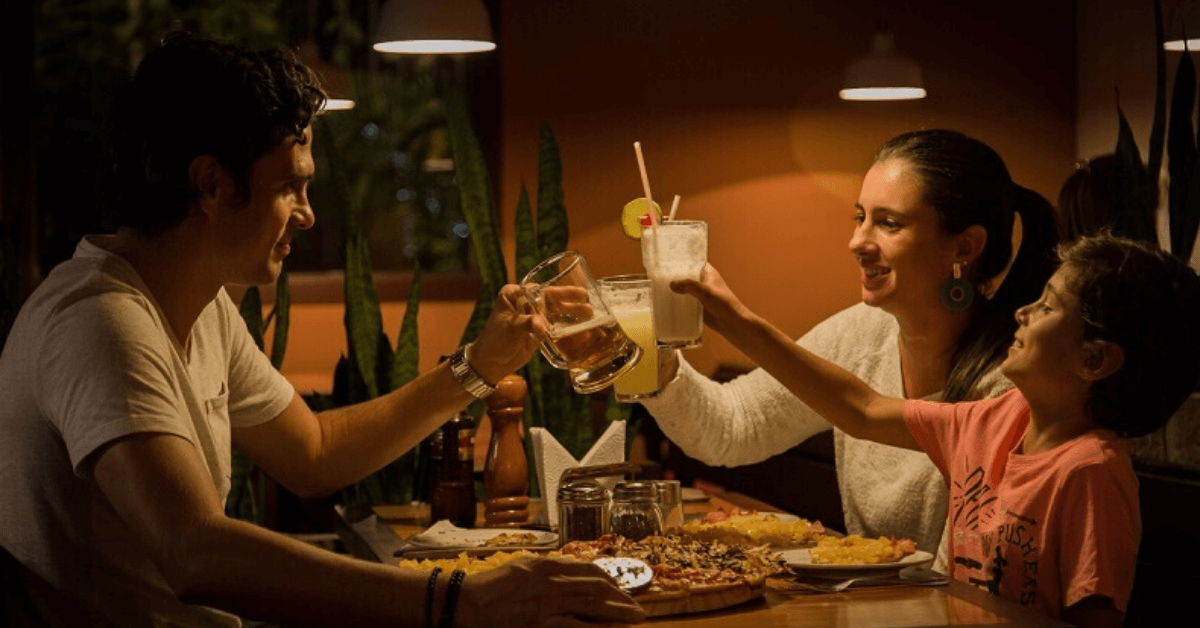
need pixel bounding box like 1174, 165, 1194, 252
0, 235, 294, 627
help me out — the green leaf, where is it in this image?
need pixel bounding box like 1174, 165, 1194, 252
1146, 0, 1168, 193
514, 184, 539, 284
269, 265, 290, 369
536, 122, 569, 260
1168, 48, 1198, 259
1112, 99, 1158, 244
238, 286, 265, 351
445, 83, 506, 291
344, 231, 384, 398
1180, 155, 1200, 262
391, 265, 422, 391
226, 448, 261, 524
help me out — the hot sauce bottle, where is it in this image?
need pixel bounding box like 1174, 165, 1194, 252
430, 412, 476, 528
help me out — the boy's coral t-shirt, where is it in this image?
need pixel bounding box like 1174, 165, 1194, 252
903, 388, 1140, 618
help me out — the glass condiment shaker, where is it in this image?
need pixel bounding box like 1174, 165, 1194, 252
653, 480, 684, 529
557, 480, 610, 546
610, 481, 663, 541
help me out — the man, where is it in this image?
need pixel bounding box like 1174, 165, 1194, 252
0, 33, 643, 627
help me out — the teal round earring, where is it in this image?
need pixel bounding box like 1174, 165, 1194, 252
941, 263, 974, 311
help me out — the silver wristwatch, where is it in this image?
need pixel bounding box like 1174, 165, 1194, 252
448, 343, 495, 399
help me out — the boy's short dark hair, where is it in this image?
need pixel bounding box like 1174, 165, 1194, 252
1060, 234, 1200, 437
107, 32, 326, 234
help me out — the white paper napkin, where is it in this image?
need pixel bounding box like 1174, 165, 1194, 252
531, 420, 626, 527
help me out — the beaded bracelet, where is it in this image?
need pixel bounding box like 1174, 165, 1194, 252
438, 569, 466, 628
425, 567, 443, 628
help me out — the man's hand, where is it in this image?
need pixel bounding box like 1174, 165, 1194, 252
455, 556, 644, 628
467, 285, 546, 385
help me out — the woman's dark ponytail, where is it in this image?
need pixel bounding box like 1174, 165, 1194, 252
943, 183, 1059, 401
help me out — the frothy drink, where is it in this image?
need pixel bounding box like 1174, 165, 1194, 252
642, 220, 707, 349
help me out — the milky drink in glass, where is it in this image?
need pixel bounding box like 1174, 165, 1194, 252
641, 220, 707, 349
598, 275, 659, 401
520, 251, 642, 393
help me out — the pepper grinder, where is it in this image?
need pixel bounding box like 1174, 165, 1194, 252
483, 374, 530, 527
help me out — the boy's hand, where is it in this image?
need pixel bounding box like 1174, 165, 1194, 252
669, 264, 755, 335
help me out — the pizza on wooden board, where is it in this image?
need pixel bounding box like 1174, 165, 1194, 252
556, 534, 784, 616
396, 534, 784, 617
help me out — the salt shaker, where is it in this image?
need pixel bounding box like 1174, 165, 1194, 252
557, 480, 610, 545
653, 480, 684, 529
610, 481, 663, 541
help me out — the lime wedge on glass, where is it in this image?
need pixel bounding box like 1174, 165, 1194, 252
621, 198, 663, 239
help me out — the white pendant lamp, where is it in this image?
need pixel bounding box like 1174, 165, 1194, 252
839, 31, 926, 101
1163, 0, 1200, 51
298, 40, 355, 112
373, 0, 496, 55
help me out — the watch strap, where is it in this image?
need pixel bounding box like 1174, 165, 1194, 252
449, 344, 495, 399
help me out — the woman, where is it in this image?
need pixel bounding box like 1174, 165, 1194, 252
641, 129, 1059, 571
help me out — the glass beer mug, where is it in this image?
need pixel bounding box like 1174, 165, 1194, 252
520, 251, 642, 393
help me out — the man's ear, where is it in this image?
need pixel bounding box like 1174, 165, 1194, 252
955, 225, 988, 267
1079, 339, 1124, 382
187, 156, 238, 217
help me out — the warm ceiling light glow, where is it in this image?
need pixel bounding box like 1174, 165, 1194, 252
1164, 38, 1200, 51
322, 98, 357, 112
373, 40, 496, 55
839, 31, 926, 102
839, 87, 927, 101
374, 0, 495, 56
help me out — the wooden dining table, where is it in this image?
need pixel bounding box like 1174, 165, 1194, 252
333, 491, 1072, 628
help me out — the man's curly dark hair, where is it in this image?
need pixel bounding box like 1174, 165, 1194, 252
1060, 234, 1200, 437
106, 31, 326, 233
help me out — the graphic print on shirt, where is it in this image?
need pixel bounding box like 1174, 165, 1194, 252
951, 462, 1042, 607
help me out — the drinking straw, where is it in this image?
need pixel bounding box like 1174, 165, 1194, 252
633, 142, 659, 227
668, 195, 681, 221
633, 141, 661, 267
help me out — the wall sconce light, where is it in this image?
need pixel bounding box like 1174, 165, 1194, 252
373, 0, 496, 55
1163, 0, 1200, 51
839, 31, 926, 101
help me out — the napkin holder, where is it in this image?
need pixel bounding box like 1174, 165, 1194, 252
531, 421, 627, 527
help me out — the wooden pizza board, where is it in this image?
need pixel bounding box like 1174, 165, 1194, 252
635, 578, 768, 617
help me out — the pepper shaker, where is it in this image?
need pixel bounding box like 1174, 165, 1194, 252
610, 481, 663, 541
557, 480, 610, 545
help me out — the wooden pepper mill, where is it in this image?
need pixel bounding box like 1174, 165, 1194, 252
483, 374, 530, 527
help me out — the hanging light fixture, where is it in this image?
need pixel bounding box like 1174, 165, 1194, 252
1163, 0, 1200, 51
373, 0, 496, 55
297, 40, 355, 112
839, 30, 926, 101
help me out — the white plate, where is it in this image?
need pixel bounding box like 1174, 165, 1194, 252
780, 549, 934, 575
680, 487, 708, 502
406, 524, 558, 550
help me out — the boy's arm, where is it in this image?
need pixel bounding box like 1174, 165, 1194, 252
673, 266, 919, 451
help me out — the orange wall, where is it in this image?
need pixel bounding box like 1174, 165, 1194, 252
280, 0, 1076, 390
495, 0, 1076, 376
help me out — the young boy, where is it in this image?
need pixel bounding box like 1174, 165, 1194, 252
673, 234, 1200, 628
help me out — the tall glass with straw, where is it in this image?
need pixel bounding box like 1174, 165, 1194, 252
633, 142, 707, 349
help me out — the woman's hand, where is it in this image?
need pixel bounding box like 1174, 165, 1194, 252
467, 285, 547, 386
454, 556, 645, 627
669, 264, 756, 335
